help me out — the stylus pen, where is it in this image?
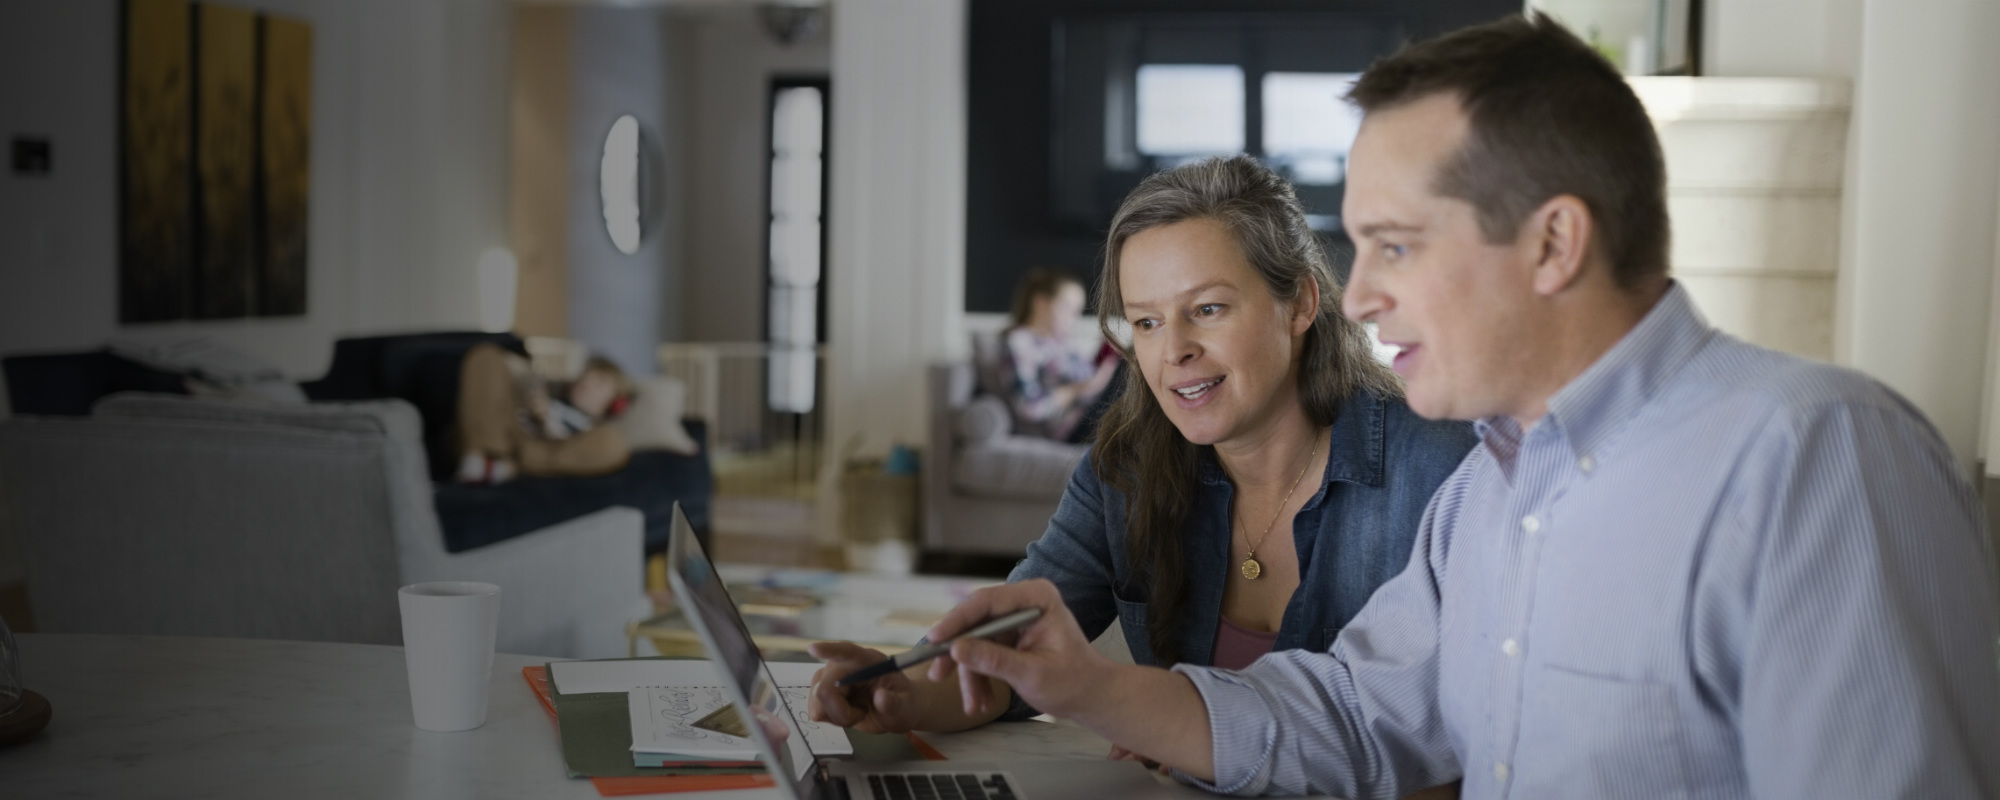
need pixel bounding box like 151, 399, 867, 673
833, 608, 1044, 687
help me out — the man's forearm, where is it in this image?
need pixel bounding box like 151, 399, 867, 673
1059, 664, 1215, 782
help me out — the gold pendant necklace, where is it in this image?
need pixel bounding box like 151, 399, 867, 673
1238, 432, 1322, 581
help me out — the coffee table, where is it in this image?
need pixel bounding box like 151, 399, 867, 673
628, 565, 1002, 658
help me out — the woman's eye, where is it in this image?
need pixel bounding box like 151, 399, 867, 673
1195, 304, 1222, 317
1382, 243, 1408, 260
1130, 318, 1157, 331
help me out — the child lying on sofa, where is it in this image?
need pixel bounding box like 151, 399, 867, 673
454, 343, 635, 484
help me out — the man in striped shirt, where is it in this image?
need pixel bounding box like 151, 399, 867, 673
921, 12, 2000, 799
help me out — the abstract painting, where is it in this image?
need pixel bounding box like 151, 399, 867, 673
195, 2, 255, 319
259, 14, 312, 316
119, 0, 312, 323
120, 0, 192, 323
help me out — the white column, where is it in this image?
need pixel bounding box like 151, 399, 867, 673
1984, 179, 2000, 474
1837, 0, 2000, 476
824, 0, 968, 466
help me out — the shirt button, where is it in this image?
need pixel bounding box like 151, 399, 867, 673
1521, 514, 1541, 534
1578, 455, 1595, 473
1501, 638, 1520, 657
1494, 762, 1510, 782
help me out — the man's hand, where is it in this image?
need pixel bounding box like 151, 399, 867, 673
806, 642, 925, 734
925, 579, 1114, 720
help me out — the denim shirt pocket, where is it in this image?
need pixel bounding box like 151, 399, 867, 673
1110, 588, 1154, 667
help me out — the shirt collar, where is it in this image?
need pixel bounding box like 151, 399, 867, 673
1198, 389, 1387, 494
1479, 282, 1714, 462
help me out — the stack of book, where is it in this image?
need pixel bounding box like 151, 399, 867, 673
524, 657, 935, 796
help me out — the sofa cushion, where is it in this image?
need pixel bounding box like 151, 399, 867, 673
94, 393, 420, 441
433, 447, 713, 554
969, 330, 1015, 399
106, 337, 307, 404
301, 332, 522, 401
613, 375, 700, 455
951, 436, 1088, 501
2, 351, 188, 416
954, 395, 1011, 445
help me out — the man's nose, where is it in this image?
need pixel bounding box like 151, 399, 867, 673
1343, 260, 1386, 322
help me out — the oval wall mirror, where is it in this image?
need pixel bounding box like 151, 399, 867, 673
600, 114, 643, 255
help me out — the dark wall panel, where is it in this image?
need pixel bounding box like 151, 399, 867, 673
965, 0, 1520, 314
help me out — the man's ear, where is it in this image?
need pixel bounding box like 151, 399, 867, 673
1292, 275, 1321, 336
1526, 195, 1593, 296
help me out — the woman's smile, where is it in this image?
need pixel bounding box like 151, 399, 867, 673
1170, 375, 1225, 407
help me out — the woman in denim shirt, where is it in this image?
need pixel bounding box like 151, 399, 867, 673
811, 156, 1474, 735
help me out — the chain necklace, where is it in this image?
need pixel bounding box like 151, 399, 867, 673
1236, 431, 1322, 581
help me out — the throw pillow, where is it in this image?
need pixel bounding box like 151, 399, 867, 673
108, 336, 307, 403
954, 395, 1011, 445
612, 375, 701, 455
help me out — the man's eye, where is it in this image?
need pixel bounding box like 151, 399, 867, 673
1196, 304, 1222, 316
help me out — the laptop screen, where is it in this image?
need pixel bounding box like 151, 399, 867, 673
665, 504, 819, 793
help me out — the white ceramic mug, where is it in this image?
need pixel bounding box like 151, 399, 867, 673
398, 581, 502, 732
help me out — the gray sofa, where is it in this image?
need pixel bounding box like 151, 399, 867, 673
923, 362, 1089, 557
0, 394, 644, 658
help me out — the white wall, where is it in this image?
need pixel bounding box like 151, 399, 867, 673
825, 0, 967, 466
684, 5, 831, 343
0, 0, 511, 382
1836, 0, 2000, 475
0, 0, 510, 587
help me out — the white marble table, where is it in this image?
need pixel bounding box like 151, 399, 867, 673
0, 634, 1127, 799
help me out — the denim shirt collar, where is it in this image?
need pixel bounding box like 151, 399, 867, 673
1194, 389, 1388, 502
1475, 282, 1714, 464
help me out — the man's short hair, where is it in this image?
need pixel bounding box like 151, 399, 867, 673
1348, 12, 1669, 288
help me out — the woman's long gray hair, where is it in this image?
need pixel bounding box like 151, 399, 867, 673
1089, 155, 1400, 666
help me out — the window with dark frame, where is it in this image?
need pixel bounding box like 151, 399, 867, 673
764, 77, 829, 414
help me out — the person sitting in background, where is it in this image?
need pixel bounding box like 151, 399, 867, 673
1003, 268, 1120, 443
455, 343, 634, 483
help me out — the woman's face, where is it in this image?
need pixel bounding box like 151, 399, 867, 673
1118, 217, 1315, 448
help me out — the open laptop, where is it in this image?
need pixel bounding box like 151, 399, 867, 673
663, 503, 1211, 800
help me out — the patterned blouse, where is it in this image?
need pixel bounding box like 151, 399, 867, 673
1003, 327, 1098, 440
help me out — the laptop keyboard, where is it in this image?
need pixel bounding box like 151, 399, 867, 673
856, 772, 1017, 800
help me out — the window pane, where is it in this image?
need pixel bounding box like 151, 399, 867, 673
766, 83, 827, 413
1136, 64, 1244, 156
768, 285, 817, 347
1262, 72, 1362, 185
767, 346, 817, 414
767, 218, 820, 287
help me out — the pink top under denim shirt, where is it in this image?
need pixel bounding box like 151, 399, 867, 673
1210, 615, 1279, 671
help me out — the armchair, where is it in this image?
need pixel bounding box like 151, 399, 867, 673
0, 394, 644, 658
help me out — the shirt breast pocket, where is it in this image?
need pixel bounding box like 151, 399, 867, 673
1514, 665, 1692, 799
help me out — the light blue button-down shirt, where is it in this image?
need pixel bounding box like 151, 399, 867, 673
1175, 285, 2000, 798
